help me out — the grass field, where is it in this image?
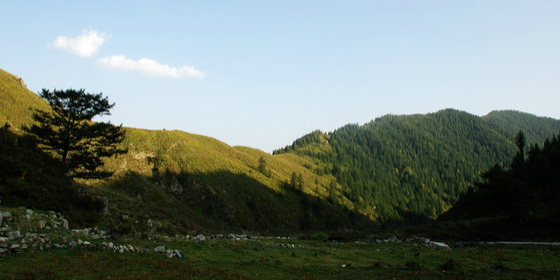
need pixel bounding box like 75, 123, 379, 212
2, 237, 559, 280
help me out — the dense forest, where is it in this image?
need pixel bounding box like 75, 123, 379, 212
275, 109, 560, 225
438, 131, 560, 240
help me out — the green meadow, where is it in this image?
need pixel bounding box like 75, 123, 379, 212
2, 237, 560, 280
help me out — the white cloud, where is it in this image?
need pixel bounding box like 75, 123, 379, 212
96, 55, 205, 79
49, 30, 109, 58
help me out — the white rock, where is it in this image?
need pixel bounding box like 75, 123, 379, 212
62, 219, 69, 230
194, 234, 206, 242
430, 241, 451, 250
154, 246, 166, 253
174, 249, 184, 258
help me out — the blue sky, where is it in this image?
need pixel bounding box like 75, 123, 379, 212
2, 1, 559, 152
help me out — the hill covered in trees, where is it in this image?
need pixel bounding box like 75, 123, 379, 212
274, 110, 560, 225
438, 131, 560, 240
1, 67, 559, 236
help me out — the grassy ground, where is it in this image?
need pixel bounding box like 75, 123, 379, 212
1, 238, 559, 280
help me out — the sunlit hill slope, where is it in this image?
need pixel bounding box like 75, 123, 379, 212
2, 67, 559, 234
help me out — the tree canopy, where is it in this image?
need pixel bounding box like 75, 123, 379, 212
25, 88, 126, 179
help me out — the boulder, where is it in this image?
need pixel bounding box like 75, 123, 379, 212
62, 219, 69, 230
165, 250, 174, 258
7, 231, 20, 240
194, 234, 206, 242
37, 220, 46, 229
154, 246, 166, 253
174, 249, 184, 258
429, 241, 451, 250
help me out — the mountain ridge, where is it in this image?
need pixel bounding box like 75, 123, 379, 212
2, 67, 559, 233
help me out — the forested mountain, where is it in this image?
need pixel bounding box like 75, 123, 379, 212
274, 110, 560, 225
438, 131, 560, 240
483, 110, 560, 145
2, 67, 559, 234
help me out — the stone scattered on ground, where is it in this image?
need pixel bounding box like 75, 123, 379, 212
0, 207, 453, 258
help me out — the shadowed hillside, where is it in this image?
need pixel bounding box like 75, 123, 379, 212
437, 131, 560, 240
2, 67, 559, 235
0, 68, 371, 233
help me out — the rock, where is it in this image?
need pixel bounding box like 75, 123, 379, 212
147, 219, 153, 228
37, 220, 46, 229
165, 250, 174, 258
7, 231, 21, 240
2, 212, 12, 219
154, 246, 166, 253
62, 219, 69, 230
0, 248, 7, 254
387, 236, 398, 242
194, 234, 206, 242
430, 241, 451, 250
108, 242, 114, 249
174, 249, 184, 258
0, 237, 6, 242
26, 209, 33, 219
83, 241, 91, 246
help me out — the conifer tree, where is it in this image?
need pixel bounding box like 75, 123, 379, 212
26, 88, 126, 179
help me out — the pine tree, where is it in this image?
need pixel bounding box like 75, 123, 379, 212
25, 88, 126, 179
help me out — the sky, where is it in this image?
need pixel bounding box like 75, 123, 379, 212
1, 1, 559, 153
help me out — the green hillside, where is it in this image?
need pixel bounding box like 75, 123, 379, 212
274, 109, 560, 225
0, 68, 371, 233
2, 67, 559, 235
0, 69, 50, 130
